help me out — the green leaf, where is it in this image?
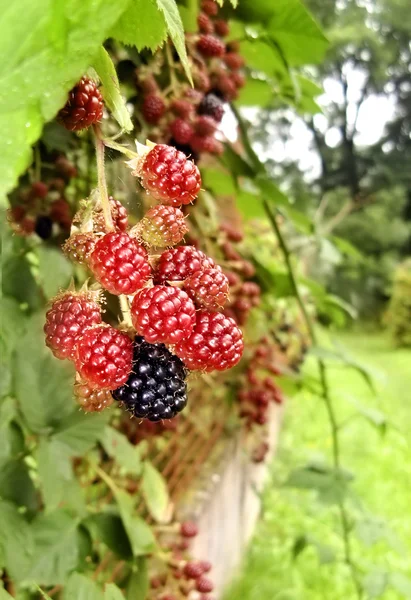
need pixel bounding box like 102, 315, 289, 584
0, 296, 26, 355
99, 426, 143, 476
284, 462, 353, 505
0, 500, 34, 582
54, 410, 111, 455
363, 570, 388, 599
13, 315, 75, 433
0, 457, 38, 512
236, 191, 266, 220
0, 398, 20, 466
2, 255, 41, 311
330, 235, 363, 261
356, 516, 402, 550
267, 0, 328, 66
156, 0, 192, 84
221, 144, 254, 179
65, 573, 103, 600
390, 573, 411, 596
0, 0, 132, 197
141, 461, 170, 523
84, 513, 132, 559
126, 558, 149, 600
110, 0, 167, 51
0, 590, 14, 600
27, 510, 79, 586
104, 584, 124, 600
202, 168, 236, 196
343, 395, 388, 434
237, 78, 273, 107
292, 534, 336, 564
37, 247, 73, 299
257, 176, 289, 207
93, 47, 133, 133
240, 40, 286, 76
35, 587, 53, 600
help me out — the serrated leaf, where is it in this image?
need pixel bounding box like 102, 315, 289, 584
126, 558, 149, 600
37, 247, 73, 299
93, 47, 133, 133
0, 457, 38, 512
65, 573, 103, 600
84, 513, 132, 559
0, 296, 26, 355
27, 510, 79, 586
0, 0, 132, 197
100, 426, 143, 475
110, 0, 167, 50
104, 583, 124, 600
141, 461, 170, 523
156, 0, 192, 84
0, 500, 34, 582
54, 410, 111, 455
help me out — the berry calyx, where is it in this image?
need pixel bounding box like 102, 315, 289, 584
175, 311, 244, 372
63, 232, 97, 264
89, 232, 151, 295
155, 246, 216, 283
74, 379, 114, 412
184, 268, 229, 309
44, 291, 102, 360
142, 94, 166, 124
58, 77, 104, 131
180, 521, 198, 537
169, 118, 194, 145
198, 94, 224, 122
197, 34, 226, 58
112, 337, 188, 421
131, 285, 196, 344
139, 144, 201, 206
75, 325, 133, 390
137, 205, 188, 247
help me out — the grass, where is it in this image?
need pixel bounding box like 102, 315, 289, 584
223, 329, 411, 600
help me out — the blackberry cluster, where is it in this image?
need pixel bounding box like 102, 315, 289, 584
113, 337, 188, 421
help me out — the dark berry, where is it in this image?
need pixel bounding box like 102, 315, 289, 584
198, 94, 224, 122
58, 77, 104, 131
142, 94, 166, 124
35, 215, 53, 239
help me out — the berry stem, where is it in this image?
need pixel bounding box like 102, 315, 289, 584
166, 41, 179, 94
102, 137, 139, 160
93, 125, 114, 231
119, 294, 132, 327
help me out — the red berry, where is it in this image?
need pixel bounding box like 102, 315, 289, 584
49, 198, 71, 224
170, 99, 195, 118
190, 135, 224, 155
31, 181, 49, 198
9, 205, 26, 222
183, 561, 206, 579
201, 0, 218, 16
55, 156, 78, 179
19, 217, 36, 235
214, 72, 238, 101
131, 286, 196, 344
63, 232, 97, 264
75, 325, 133, 390
198, 94, 224, 122
180, 521, 198, 537
220, 222, 244, 242
214, 19, 230, 37
184, 268, 229, 309
196, 577, 214, 594
197, 34, 225, 58
232, 71, 246, 89
197, 560, 212, 573
175, 311, 243, 372
44, 292, 102, 360
139, 75, 159, 95
140, 144, 201, 206
58, 77, 103, 131
193, 70, 211, 92
142, 94, 166, 124
89, 232, 151, 295
194, 116, 218, 136
94, 196, 129, 232
138, 205, 188, 247
155, 246, 216, 283
224, 53, 245, 70
74, 379, 114, 412
198, 12, 214, 33
169, 118, 194, 145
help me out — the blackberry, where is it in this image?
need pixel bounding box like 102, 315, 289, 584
35, 215, 53, 239
198, 94, 224, 122
112, 337, 188, 421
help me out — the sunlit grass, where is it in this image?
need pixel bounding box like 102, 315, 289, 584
223, 330, 411, 600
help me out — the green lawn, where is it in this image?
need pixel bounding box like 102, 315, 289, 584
224, 330, 411, 600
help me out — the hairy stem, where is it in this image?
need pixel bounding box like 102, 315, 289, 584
93, 125, 114, 231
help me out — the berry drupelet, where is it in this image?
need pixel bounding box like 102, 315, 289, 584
58, 77, 104, 131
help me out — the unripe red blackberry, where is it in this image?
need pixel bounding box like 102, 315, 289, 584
75, 325, 133, 390
183, 561, 205, 579
63, 232, 97, 264
201, 0, 218, 16
55, 156, 78, 179
193, 70, 211, 92
93, 196, 129, 232
198, 94, 224, 122
169, 118, 194, 145
44, 291, 102, 360
196, 577, 214, 594
180, 521, 198, 537
139, 74, 159, 95
170, 99, 195, 118
89, 232, 151, 295
194, 115, 218, 136
198, 560, 212, 573
175, 310, 243, 372
31, 181, 49, 198
49, 198, 71, 225
214, 19, 230, 37
184, 268, 229, 309
224, 53, 245, 70
190, 135, 224, 155
220, 222, 244, 242
155, 246, 216, 283
142, 94, 166, 124
137, 205, 188, 247
58, 77, 104, 131
74, 379, 114, 412
197, 34, 225, 58
131, 285, 196, 344
232, 71, 246, 89
198, 12, 214, 33
214, 72, 238, 101
139, 144, 201, 206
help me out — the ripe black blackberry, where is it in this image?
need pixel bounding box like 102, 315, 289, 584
112, 337, 188, 421
198, 93, 224, 122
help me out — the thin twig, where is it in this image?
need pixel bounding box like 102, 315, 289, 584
93, 125, 114, 231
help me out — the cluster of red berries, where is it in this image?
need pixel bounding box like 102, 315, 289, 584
44, 136, 243, 416
7, 156, 76, 239
149, 521, 215, 600
134, 0, 246, 161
